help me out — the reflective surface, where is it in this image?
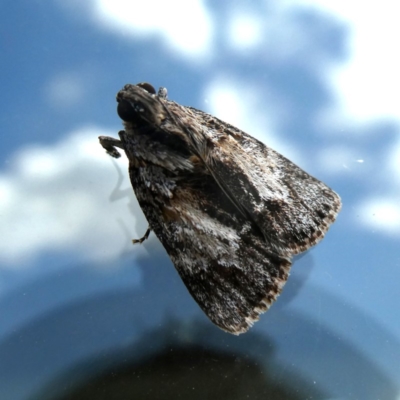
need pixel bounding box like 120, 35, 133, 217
1, 2, 400, 399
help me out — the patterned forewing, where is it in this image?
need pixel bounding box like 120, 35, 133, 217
129, 163, 291, 334
175, 107, 342, 257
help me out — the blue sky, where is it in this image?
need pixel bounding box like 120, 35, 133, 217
1, 1, 400, 399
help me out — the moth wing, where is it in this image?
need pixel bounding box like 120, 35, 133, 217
168, 236, 292, 335
131, 166, 291, 335
183, 109, 341, 257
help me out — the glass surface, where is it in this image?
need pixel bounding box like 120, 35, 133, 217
1, 1, 399, 399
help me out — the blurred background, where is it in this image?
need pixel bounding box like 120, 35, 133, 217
1, 1, 400, 399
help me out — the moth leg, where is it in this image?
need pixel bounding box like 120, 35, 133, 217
99, 133, 125, 158
132, 226, 151, 245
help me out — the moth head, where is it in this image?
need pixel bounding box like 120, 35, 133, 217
116, 83, 165, 126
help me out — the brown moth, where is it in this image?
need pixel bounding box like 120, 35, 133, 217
99, 82, 341, 334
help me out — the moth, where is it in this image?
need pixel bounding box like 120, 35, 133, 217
99, 82, 341, 335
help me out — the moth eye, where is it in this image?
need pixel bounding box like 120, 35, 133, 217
117, 98, 137, 122
136, 82, 156, 94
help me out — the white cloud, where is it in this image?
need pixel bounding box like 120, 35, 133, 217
45, 72, 86, 109
358, 199, 400, 235
202, 78, 303, 167
355, 136, 400, 235
61, 0, 400, 125
227, 13, 263, 50
286, 0, 400, 124
389, 135, 400, 185
91, 0, 213, 59
0, 128, 149, 267
316, 146, 369, 175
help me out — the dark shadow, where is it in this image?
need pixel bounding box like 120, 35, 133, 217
32, 325, 325, 400
1, 240, 399, 400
